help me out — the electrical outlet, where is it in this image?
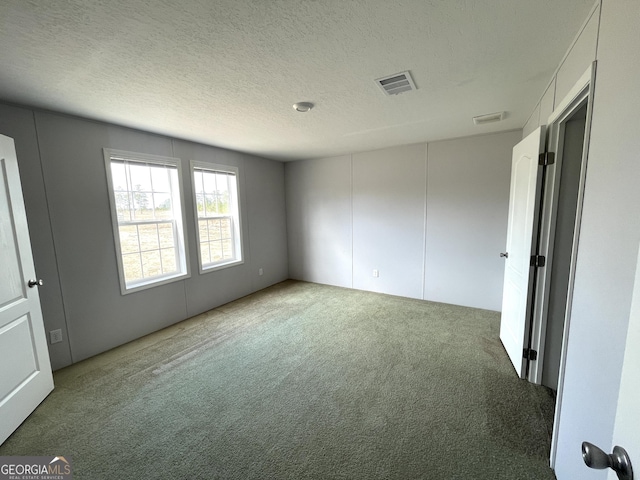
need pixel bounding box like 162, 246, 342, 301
258, 268, 264, 276
50, 329, 63, 344
373, 269, 379, 278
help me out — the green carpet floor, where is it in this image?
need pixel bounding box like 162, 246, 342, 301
0, 280, 556, 479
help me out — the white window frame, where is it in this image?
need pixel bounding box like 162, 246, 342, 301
191, 161, 244, 274
104, 148, 191, 295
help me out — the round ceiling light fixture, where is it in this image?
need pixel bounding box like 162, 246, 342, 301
293, 102, 314, 112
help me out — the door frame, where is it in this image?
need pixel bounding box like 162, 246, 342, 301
524, 63, 597, 466
529, 64, 597, 385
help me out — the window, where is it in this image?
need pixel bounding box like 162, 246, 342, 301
104, 149, 190, 294
191, 162, 243, 272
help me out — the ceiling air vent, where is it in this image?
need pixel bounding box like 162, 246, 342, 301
375, 71, 417, 96
473, 111, 505, 125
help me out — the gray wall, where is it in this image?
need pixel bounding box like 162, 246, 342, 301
425, 134, 519, 309
522, 4, 600, 136
286, 155, 352, 288
0, 105, 288, 370
0, 105, 72, 368
286, 130, 521, 311
352, 144, 426, 299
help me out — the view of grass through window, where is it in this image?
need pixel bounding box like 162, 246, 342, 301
105, 152, 239, 290
110, 158, 182, 285
193, 166, 240, 269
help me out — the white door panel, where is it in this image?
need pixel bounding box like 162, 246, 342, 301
0, 134, 53, 445
605, 244, 640, 479
500, 127, 545, 377
0, 165, 23, 306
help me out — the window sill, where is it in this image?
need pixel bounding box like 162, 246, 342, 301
199, 259, 244, 275
122, 271, 190, 295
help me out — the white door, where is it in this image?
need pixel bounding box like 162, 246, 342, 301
499, 126, 546, 377
605, 244, 640, 479
0, 134, 54, 445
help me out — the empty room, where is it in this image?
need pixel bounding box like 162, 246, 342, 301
0, 1, 638, 479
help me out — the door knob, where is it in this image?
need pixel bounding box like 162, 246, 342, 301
582, 442, 634, 480
28, 279, 43, 288
500, 252, 509, 258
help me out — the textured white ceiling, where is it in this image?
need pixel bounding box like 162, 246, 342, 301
0, 0, 594, 161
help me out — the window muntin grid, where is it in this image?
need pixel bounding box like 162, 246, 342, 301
192, 164, 242, 271
105, 150, 189, 293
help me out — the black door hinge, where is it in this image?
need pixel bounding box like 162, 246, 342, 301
539, 152, 555, 166
523, 348, 538, 361
530, 255, 546, 267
